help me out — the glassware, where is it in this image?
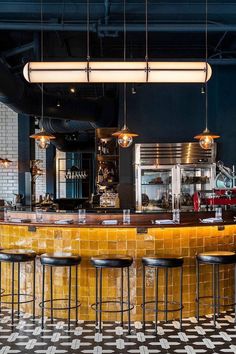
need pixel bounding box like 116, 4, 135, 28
172, 209, 180, 224
78, 209, 86, 224
172, 194, 180, 223
4, 208, 10, 222
215, 207, 222, 220
35, 208, 43, 222
123, 209, 131, 225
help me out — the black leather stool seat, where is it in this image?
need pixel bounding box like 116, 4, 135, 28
40, 252, 81, 266
91, 254, 133, 268
0, 249, 36, 262
197, 251, 236, 264
142, 255, 184, 268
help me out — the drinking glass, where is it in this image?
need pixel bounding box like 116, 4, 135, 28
35, 208, 43, 222
172, 209, 180, 224
215, 207, 222, 219
4, 208, 10, 222
123, 209, 131, 225
78, 209, 86, 224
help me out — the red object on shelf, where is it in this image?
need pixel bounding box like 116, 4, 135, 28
201, 189, 236, 206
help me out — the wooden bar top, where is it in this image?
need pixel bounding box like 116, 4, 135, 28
1, 210, 235, 228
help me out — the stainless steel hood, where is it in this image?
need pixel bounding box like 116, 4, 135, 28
135, 142, 216, 166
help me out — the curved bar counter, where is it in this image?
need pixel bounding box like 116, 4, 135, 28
0, 211, 235, 321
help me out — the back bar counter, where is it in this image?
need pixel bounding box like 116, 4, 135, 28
0, 211, 235, 321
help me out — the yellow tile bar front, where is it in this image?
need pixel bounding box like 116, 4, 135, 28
0, 224, 235, 321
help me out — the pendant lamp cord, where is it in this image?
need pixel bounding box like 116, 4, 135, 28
145, 0, 148, 62
205, 0, 208, 131
40, 0, 44, 125
123, 0, 127, 128
87, 0, 90, 61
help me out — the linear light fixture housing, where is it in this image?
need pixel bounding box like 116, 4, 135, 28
23, 61, 212, 83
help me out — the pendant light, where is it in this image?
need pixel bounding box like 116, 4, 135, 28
30, 0, 55, 149
194, 0, 219, 149
23, 4, 212, 84
112, 0, 138, 148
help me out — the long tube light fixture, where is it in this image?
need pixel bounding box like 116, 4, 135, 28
23, 61, 212, 83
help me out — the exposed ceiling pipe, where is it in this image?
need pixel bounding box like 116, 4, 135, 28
0, 22, 234, 33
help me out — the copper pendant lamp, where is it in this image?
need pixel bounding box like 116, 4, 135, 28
30, 0, 55, 149
194, 0, 220, 149
112, 0, 138, 148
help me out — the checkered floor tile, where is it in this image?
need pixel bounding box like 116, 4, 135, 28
0, 308, 235, 353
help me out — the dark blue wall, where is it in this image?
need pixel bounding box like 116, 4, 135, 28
119, 65, 236, 207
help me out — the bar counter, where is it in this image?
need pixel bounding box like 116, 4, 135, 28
0, 211, 235, 321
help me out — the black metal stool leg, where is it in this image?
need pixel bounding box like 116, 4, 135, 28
33, 259, 36, 320
17, 263, 20, 318
196, 259, 200, 321
165, 268, 168, 322
0, 262, 2, 313
142, 264, 146, 331
11, 262, 15, 325
50, 267, 53, 324
234, 263, 236, 323
99, 268, 103, 333
127, 266, 131, 335
95, 267, 98, 328
180, 266, 183, 331
75, 265, 78, 324
155, 267, 158, 333
212, 264, 216, 325
41, 265, 45, 329
121, 267, 124, 326
68, 266, 72, 330
216, 264, 220, 316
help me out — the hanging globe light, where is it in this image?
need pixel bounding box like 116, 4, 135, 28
30, 129, 55, 150
112, 125, 138, 148
194, 128, 219, 150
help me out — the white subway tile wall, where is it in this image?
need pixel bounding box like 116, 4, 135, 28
0, 103, 18, 202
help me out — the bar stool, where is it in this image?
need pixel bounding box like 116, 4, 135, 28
142, 255, 184, 332
196, 251, 236, 324
90, 254, 134, 334
0, 249, 36, 324
40, 252, 81, 329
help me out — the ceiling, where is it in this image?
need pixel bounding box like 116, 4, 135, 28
0, 1, 236, 122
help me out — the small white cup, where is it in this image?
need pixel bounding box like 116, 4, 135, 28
123, 209, 131, 225
78, 209, 86, 224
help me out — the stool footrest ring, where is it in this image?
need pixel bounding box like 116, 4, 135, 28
0, 293, 35, 305
91, 300, 134, 314
141, 300, 184, 313
39, 298, 81, 311
196, 295, 236, 308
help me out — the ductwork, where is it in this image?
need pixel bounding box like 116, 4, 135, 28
0, 61, 117, 125
0, 61, 118, 151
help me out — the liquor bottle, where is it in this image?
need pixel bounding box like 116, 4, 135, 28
97, 164, 104, 184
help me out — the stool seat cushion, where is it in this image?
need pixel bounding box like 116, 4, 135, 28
40, 252, 81, 266
91, 254, 133, 268
142, 255, 184, 268
197, 251, 236, 264
0, 249, 36, 262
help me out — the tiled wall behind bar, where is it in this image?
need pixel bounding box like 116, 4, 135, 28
0, 224, 235, 321
0, 103, 18, 201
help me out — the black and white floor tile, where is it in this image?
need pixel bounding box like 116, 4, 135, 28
0, 308, 235, 354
